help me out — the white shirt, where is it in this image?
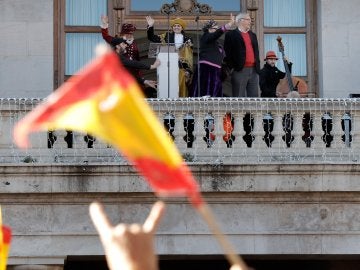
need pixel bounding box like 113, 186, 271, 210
174, 33, 184, 49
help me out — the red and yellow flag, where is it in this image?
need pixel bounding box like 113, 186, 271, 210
0, 226, 11, 270
13, 51, 202, 206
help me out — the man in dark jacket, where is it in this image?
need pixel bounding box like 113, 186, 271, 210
111, 38, 160, 91
224, 12, 260, 97
259, 50, 292, 97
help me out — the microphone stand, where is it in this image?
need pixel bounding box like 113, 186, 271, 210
166, 13, 171, 98
195, 14, 200, 97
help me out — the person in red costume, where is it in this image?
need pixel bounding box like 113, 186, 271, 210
100, 15, 157, 97
101, 15, 140, 62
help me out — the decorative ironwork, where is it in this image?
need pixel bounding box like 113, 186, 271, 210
161, 0, 212, 15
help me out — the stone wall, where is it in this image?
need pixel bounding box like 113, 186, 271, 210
317, 0, 360, 98
0, 0, 53, 98
4, 164, 360, 265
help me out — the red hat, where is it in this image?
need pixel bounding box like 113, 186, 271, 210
120, 23, 136, 35
265, 50, 278, 60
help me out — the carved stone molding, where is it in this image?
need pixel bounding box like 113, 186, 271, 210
161, 0, 212, 15
246, 0, 259, 11
246, 0, 258, 31
113, 0, 125, 10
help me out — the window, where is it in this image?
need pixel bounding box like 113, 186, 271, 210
65, 0, 107, 76
65, 33, 104, 75
55, 0, 109, 86
66, 0, 107, 26
264, 34, 307, 76
264, 0, 305, 27
260, 0, 316, 96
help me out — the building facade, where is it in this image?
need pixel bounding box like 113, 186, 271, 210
1, 1, 360, 270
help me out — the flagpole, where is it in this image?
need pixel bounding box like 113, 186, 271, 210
166, 13, 171, 98
0, 205, 3, 245
197, 203, 248, 270
195, 13, 200, 97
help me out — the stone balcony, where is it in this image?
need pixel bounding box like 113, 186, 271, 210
1, 97, 358, 164
1, 98, 360, 267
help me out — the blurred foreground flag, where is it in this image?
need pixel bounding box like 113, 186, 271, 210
13, 50, 202, 206
0, 226, 11, 270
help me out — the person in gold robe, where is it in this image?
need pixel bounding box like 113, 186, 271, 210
146, 16, 193, 97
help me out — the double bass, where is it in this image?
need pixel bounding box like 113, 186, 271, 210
276, 36, 308, 97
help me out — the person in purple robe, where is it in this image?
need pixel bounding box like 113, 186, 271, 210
191, 14, 234, 97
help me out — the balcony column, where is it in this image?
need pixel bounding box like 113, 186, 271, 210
352, 112, 360, 150
312, 111, 326, 158
332, 111, 344, 147
252, 111, 266, 151
292, 111, 304, 148
271, 111, 284, 149
231, 111, 244, 149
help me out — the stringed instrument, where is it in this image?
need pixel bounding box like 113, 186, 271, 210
276, 36, 308, 97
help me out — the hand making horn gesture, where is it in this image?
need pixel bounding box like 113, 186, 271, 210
90, 201, 166, 270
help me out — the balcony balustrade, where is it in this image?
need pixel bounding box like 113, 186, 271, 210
0, 97, 358, 164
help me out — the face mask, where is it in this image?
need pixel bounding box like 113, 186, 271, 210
126, 38, 134, 45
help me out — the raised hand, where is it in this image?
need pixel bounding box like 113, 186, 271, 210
101, 15, 109, 25
226, 13, 235, 29
90, 201, 165, 270
146, 16, 155, 27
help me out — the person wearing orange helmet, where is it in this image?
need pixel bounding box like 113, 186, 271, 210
259, 50, 292, 97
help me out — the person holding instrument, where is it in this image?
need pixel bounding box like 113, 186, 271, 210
275, 36, 307, 98
259, 50, 292, 98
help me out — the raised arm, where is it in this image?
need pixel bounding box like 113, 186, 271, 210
90, 201, 165, 270
226, 13, 235, 30
146, 16, 162, 43
100, 15, 114, 44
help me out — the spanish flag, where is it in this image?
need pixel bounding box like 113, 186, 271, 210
13, 50, 202, 206
0, 226, 11, 270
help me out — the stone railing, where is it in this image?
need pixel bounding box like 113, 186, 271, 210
0, 98, 359, 164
